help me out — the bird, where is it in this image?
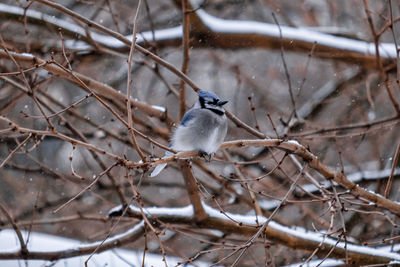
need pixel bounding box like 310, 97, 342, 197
150, 90, 228, 177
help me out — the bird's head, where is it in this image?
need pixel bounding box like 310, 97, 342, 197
196, 91, 228, 112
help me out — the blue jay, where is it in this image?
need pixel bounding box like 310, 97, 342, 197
150, 90, 228, 177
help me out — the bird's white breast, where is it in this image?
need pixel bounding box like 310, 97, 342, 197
171, 109, 227, 155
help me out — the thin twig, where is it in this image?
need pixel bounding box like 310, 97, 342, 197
0, 202, 28, 255
53, 163, 118, 213
126, 0, 146, 162
384, 141, 400, 198
0, 36, 55, 130
180, 160, 208, 223
223, 151, 263, 219
271, 12, 297, 120
0, 133, 32, 168
179, 0, 190, 120
363, 0, 400, 114
230, 165, 305, 266
389, 0, 400, 88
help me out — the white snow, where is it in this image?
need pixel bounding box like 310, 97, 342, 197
78, 220, 145, 249
267, 221, 400, 260
282, 258, 344, 267
136, 26, 182, 43
0, 4, 182, 50
2, 201, 398, 266
109, 203, 194, 218
20, 52, 34, 58
301, 167, 400, 193
133, 204, 194, 217
107, 204, 124, 216
94, 130, 106, 138
119, 202, 400, 261
195, 9, 397, 58
1, 2, 398, 58
379, 243, 400, 252
258, 199, 282, 210
287, 139, 301, 146
151, 104, 167, 112
207, 203, 400, 260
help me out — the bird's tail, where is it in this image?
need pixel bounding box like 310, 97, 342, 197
150, 163, 167, 177
150, 151, 173, 177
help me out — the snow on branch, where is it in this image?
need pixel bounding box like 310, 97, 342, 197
111, 202, 400, 265
260, 167, 400, 211
0, 3, 181, 50
300, 167, 400, 194
0, 2, 181, 50
0, 221, 145, 260
1, 1, 399, 265
0, 2, 397, 66
193, 8, 396, 64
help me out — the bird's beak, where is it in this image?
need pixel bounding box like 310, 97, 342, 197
217, 100, 228, 106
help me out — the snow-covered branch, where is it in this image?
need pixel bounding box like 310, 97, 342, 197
1, 1, 399, 265
0, 221, 145, 260
0, 2, 397, 67
110, 203, 400, 265
300, 167, 400, 194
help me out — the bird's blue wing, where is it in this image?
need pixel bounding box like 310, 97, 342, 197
180, 109, 197, 126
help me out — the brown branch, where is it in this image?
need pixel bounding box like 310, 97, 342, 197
119, 203, 399, 265
2, 2, 397, 67
126, 0, 146, 162
0, 51, 174, 152
2, 109, 399, 216
178, 0, 190, 120
32, 0, 203, 92
179, 160, 208, 223
230, 165, 305, 265
384, 141, 400, 198
22, 0, 345, 146
0, 76, 129, 205
389, 0, 400, 86
1, 214, 131, 228
362, 0, 400, 114
0, 133, 31, 168
0, 49, 174, 125
147, 139, 400, 216
0, 221, 145, 260
0, 116, 132, 166
193, 160, 267, 215
0, 37, 55, 130
225, 111, 266, 139
288, 114, 400, 138
223, 151, 263, 217
0, 202, 28, 256
53, 163, 118, 213
272, 13, 298, 120
0, 4, 278, 142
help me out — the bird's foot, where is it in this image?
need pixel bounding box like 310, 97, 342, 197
198, 150, 213, 162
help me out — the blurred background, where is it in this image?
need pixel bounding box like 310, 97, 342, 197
0, 0, 400, 266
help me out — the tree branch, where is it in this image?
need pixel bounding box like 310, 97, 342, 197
0, 221, 145, 260
0, 2, 397, 67
120, 203, 399, 265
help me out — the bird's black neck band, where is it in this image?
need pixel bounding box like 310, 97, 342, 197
205, 107, 224, 116
199, 97, 205, 109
